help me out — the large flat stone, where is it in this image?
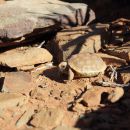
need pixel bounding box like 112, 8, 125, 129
0, 47, 52, 68
2, 72, 35, 94
96, 53, 127, 67
30, 107, 64, 129
0, 93, 27, 110
0, 0, 95, 39
106, 43, 130, 62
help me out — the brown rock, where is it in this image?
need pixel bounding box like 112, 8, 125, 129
2, 71, 35, 94
80, 35, 102, 53
80, 87, 124, 107
72, 103, 86, 113
0, 93, 27, 110
0, 47, 52, 68
81, 87, 103, 107
0, 0, 94, 40
49, 24, 109, 63
17, 65, 34, 71
30, 107, 64, 129
108, 87, 124, 103
109, 18, 130, 43
106, 43, 130, 62
96, 53, 127, 67
119, 70, 130, 84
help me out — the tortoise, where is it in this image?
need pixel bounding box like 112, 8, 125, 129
58, 53, 107, 80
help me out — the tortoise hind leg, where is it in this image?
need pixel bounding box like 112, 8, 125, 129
68, 68, 74, 80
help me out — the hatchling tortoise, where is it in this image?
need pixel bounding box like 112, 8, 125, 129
58, 53, 107, 80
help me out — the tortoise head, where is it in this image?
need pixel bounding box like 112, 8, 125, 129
58, 61, 68, 73
59, 61, 74, 80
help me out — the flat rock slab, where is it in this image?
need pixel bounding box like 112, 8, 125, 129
30, 107, 64, 129
106, 44, 130, 62
2, 72, 35, 94
96, 53, 127, 67
0, 93, 27, 110
0, 47, 52, 68
49, 24, 109, 63
0, 0, 95, 39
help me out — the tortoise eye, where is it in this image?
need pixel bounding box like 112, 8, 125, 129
61, 65, 66, 69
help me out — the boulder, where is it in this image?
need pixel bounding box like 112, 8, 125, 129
0, 47, 52, 68
0, 0, 95, 40
80, 87, 124, 107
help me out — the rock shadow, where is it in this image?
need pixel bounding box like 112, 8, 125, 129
42, 67, 66, 83
74, 86, 130, 130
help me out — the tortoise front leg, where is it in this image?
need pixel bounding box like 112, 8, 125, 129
68, 68, 74, 80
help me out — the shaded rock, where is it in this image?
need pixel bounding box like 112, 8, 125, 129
81, 87, 103, 107
105, 43, 130, 62
72, 102, 87, 113
2, 71, 35, 94
49, 24, 109, 63
30, 107, 64, 129
53, 126, 81, 130
109, 18, 130, 43
17, 65, 35, 71
0, 47, 52, 68
0, 0, 95, 40
0, 93, 27, 110
119, 69, 130, 84
79, 87, 124, 107
108, 87, 124, 103
31, 62, 54, 74
96, 53, 127, 67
